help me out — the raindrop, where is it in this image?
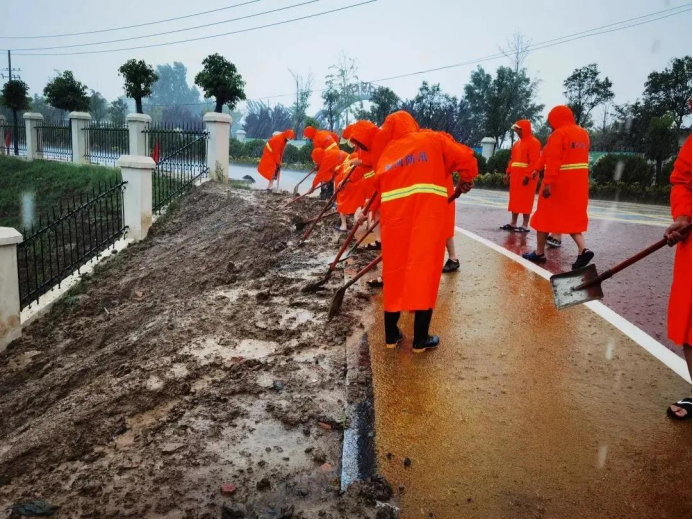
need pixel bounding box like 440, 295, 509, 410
613, 161, 625, 182
605, 340, 615, 360
21, 192, 35, 230
597, 445, 609, 469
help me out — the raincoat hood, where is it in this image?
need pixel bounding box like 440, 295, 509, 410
512, 119, 532, 137
303, 126, 316, 140
370, 111, 420, 167
283, 129, 296, 140
343, 120, 379, 151
547, 105, 575, 130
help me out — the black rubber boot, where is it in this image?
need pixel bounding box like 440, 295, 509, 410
412, 310, 438, 352
384, 311, 402, 348
412, 335, 440, 353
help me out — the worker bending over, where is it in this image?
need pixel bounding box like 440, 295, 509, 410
257, 129, 295, 192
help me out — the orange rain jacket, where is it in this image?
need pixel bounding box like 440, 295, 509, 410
335, 153, 366, 215
343, 121, 379, 209
311, 147, 348, 189
530, 106, 590, 234
668, 134, 692, 346
304, 126, 339, 151
374, 112, 478, 312
506, 120, 541, 214
257, 129, 295, 181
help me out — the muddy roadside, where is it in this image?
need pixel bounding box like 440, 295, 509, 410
0, 182, 393, 518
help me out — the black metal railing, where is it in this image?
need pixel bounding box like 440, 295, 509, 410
84, 121, 128, 167
37, 121, 72, 162
1, 122, 27, 156
143, 122, 209, 213
16, 178, 127, 309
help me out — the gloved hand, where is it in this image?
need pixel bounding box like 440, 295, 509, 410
542, 185, 552, 199
522, 176, 530, 186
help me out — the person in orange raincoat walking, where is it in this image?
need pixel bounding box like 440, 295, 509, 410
523, 105, 594, 269
500, 120, 541, 233
664, 127, 692, 420
373, 111, 477, 352
529, 148, 563, 249
257, 129, 295, 192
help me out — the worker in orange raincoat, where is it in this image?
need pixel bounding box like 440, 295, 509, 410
333, 152, 366, 231
523, 105, 594, 269
501, 120, 541, 233
664, 128, 692, 420
373, 111, 477, 352
257, 129, 295, 191
303, 126, 339, 151
310, 146, 348, 191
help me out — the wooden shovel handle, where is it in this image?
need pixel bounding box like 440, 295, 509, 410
301, 166, 356, 241
578, 223, 692, 290
343, 254, 383, 291
293, 168, 316, 191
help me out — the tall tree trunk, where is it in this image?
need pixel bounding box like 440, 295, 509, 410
135, 97, 143, 114
215, 99, 223, 113
12, 109, 18, 156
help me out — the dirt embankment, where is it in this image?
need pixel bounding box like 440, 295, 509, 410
0, 183, 390, 518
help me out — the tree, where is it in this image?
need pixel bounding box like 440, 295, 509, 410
89, 90, 109, 121
29, 94, 63, 122
108, 97, 129, 125
194, 53, 246, 113
43, 70, 90, 114
149, 62, 202, 107
325, 53, 359, 128
320, 86, 340, 132
563, 63, 614, 127
161, 105, 199, 126
364, 86, 400, 125
118, 59, 158, 114
464, 65, 543, 147
243, 100, 292, 138
0, 79, 31, 155
289, 70, 313, 137
402, 82, 458, 132
643, 56, 692, 130
645, 114, 679, 184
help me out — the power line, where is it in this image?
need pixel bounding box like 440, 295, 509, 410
10, 0, 322, 52
0, 0, 264, 39
11, 1, 378, 56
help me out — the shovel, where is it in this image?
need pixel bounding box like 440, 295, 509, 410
327, 254, 383, 321
338, 217, 380, 263
302, 191, 378, 292
293, 167, 316, 195
283, 180, 328, 208
550, 223, 691, 310
294, 211, 338, 231
300, 166, 356, 242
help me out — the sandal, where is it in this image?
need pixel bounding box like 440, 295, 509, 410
366, 277, 384, 288
667, 398, 691, 420
442, 258, 460, 273
515, 227, 530, 233
499, 224, 516, 231
547, 237, 562, 248
522, 251, 547, 264
363, 240, 381, 251
334, 226, 347, 233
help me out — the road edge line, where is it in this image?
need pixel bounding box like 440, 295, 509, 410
455, 226, 690, 382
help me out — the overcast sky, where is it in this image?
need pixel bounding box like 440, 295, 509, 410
3, 0, 691, 119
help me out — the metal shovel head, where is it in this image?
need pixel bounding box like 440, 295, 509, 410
302, 270, 332, 292
550, 264, 603, 311
327, 286, 347, 321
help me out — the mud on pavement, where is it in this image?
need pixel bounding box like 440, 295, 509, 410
0, 183, 393, 518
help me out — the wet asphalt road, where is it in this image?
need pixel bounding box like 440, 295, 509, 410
365, 230, 691, 519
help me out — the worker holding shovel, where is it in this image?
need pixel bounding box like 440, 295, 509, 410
372, 111, 477, 352
334, 152, 367, 232
665, 129, 692, 420
523, 105, 594, 269
257, 129, 295, 192
500, 120, 541, 234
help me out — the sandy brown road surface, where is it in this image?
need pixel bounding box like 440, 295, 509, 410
0, 183, 393, 519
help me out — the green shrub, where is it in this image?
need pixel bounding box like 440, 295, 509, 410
283, 143, 300, 164
297, 141, 314, 165
659, 158, 675, 186
591, 153, 653, 185
486, 149, 511, 174
588, 180, 670, 204
473, 172, 506, 189
243, 139, 266, 158
229, 138, 244, 158
474, 152, 487, 174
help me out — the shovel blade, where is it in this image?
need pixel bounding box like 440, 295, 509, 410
327, 286, 347, 321
550, 264, 603, 311
302, 270, 332, 292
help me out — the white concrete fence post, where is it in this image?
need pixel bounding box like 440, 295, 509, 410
126, 113, 152, 157
0, 228, 23, 352
235, 129, 246, 143
0, 115, 5, 155
23, 112, 44, 161
480, 137, 496, 160
116, 155, 155, 242
69, 111, 91, 165
203, 112, 232, 183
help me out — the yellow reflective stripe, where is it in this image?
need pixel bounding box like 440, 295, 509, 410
559, 163, 589, 170
381, 183, 448, 203
265, 143, 273, 153
325, 142, 338, 151
510, 162, 529, 167
363, 170, 375, 179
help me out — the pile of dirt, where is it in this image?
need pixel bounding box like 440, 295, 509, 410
0, 183, 387, 518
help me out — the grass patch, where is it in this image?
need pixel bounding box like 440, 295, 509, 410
0, 155, 121, 230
